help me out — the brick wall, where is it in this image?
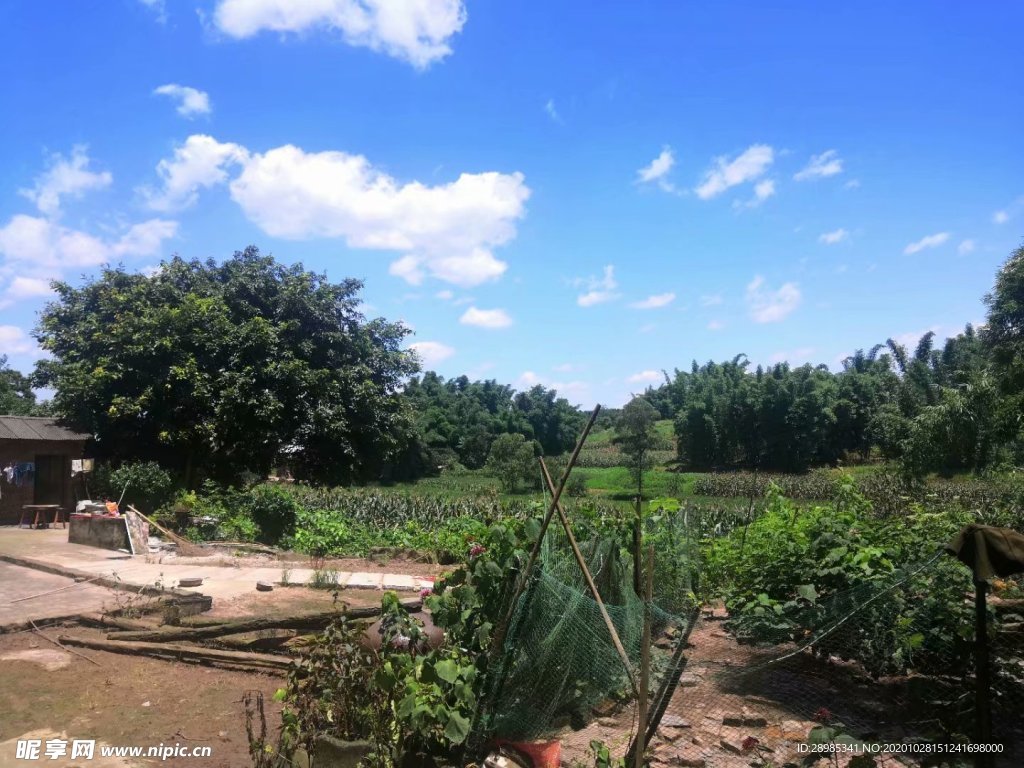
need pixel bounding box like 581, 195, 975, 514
0, 439, 86, 525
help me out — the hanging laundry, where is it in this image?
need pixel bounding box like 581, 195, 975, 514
13, 462, 35, 487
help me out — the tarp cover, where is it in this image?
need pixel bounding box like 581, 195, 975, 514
946, 524, 1024, 581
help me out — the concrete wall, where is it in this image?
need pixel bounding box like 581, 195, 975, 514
0, 439, 86, 525
68, 515, 132, 551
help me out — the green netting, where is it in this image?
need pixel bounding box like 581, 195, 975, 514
479, 524, 689, 744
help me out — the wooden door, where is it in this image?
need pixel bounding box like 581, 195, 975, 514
34, 454, 66, 506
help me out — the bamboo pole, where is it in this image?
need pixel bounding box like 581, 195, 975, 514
30, 621, 101, 667
9, 575, 106, 604
539, 458, 637, 694
488, 405, 601, 662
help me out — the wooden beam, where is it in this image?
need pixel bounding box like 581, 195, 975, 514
57, 634, 292, 672
106, 598, 421, 642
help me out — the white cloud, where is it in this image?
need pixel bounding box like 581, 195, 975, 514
0, 276, 55, 309
892, 326, 943, 351
544, 99, 562, 124
4, 276, 53, 300
434, 289, 454, 300
145, 136, 529, 287
553, 363, 575, 373
734, 178, 776, 210
154, 84, 212, 117
903, 232, 950, 254
769, 347, 816, 364
746, 275, 801, 323
142, 134, 249, 211
958, 239, 976, 255
992, 197, 1024, 224
0, 325, 38, 356
19, 146, 112, 216
754, 178, 775, 201
695, 144, 773, 200
794, 149, 843, 181
138, 0, 167, 23
459, 306, 512, 329
630, 292, 675, 310
844, 179, 861, 189
212, 0, 467, 68
0, 214, 177, 273
819, 228, 848, 245
639, 322, 657, 334
230, 144, 527, 287
517, 370, 588, 399
575, 265, 619, 307
707, 319, 724, 331
700, 294, 723, 307
637, 147, 676, 192
627, 370, 661, 384
409, 340, 454, 367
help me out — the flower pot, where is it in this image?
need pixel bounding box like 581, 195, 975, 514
495, 739, 561, 768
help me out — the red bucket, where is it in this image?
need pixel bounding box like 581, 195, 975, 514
494, 739, 561, 768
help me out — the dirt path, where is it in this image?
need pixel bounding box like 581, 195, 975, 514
0, 626, 282, 767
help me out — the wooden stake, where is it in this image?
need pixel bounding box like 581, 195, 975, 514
636, 546, 653, 768
540, 458, 637, 695
975, 580, 993, 768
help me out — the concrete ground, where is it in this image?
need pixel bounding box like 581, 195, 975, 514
0, 526, 435, 629
0, 561, 121, 628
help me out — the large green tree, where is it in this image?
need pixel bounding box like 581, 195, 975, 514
0, 355, 38, 415
985, 245, 1024, 444
33, 247, 418, 485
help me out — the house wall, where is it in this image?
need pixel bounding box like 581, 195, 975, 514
0, 439, 86, 525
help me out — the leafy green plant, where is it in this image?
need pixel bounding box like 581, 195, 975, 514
274, 615, 390, 763
589, 739, 625, 768
93, 460, 176, 512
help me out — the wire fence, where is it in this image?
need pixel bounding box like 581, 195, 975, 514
474, 514, 1024, 768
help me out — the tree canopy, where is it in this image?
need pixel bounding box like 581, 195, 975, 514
33, 247, 418, 485
400, 373, 585, 472
0, 355, 39, 416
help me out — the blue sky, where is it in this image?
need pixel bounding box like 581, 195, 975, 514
1, 1, 1021, 407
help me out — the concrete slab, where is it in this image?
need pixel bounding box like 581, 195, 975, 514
0, 561, 119, 628
381, 574, 416, 591
347, 572, 384, 589
0, 526, 434, 615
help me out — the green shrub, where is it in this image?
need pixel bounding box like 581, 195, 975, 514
93, 461, 176, 512
565, 473, 588, 498
703, 479, 988, 677
239, 484, 301, 545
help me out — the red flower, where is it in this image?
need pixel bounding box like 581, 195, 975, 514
419, 587, 433, 599
741, 736, 760, 752
469, 544, 486, 558
813, 707, 833, 723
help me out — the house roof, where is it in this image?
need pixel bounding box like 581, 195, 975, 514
0, 416, 90, 442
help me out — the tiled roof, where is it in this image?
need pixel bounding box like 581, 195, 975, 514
0, 416, 90, 442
